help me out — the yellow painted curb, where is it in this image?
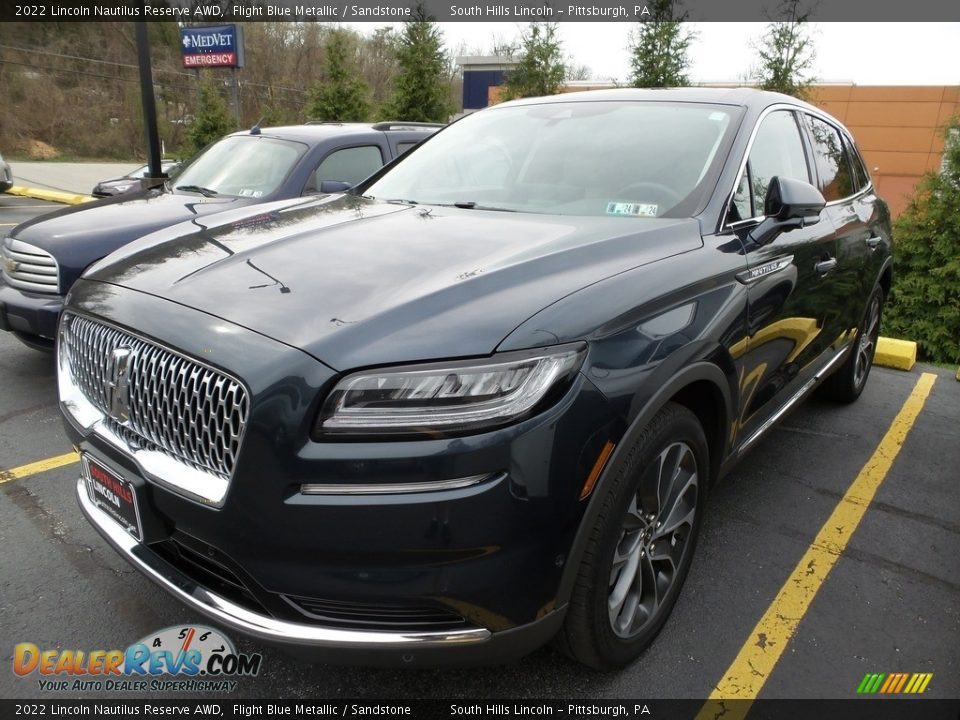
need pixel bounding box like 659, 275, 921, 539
7, 185, 93, 205
875, 337, 917, 371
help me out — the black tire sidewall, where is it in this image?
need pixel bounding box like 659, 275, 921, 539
566, 403, 709, 669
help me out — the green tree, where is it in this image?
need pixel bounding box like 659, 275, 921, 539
188, 76, 233, 152
750, 0, 816, 99
382, 8, 454, 122
883, 121, 960, 364
628, 0, 696, 88
306, 29, 371, 122
501, 23, 566, 100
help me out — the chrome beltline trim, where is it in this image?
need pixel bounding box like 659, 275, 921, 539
76, 478, 491, 648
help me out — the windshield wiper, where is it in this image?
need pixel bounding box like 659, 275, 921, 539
445, 201, 516, 212
175, 184, 219, 198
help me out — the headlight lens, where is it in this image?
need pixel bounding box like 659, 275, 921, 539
316, 344, 586, 438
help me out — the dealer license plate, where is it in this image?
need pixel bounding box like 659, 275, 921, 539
83, 454, 142, 541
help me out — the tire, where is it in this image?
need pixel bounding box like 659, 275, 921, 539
557, 402, 708, 669
819, 286, 883, 404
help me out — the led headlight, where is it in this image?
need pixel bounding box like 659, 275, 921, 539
315, 344, 586, 438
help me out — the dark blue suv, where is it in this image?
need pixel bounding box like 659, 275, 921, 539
0, 122, 439, 350
59, 89, 890, 669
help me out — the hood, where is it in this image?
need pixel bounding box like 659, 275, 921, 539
11, 188, 252, 282
86, 196, 703, 370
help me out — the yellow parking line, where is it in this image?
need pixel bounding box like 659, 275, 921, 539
697, 372, 937, 719
0, 452, 79, 485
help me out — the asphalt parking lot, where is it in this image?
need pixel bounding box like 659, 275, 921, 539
0, 195, 958, 708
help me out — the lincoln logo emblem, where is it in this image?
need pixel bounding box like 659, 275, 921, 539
107, 347, 132, 424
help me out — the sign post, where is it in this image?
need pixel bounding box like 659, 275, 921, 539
135, 19, 165, 186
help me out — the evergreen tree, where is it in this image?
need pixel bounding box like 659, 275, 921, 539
501, 23, 566, 100
382, 8, 454, 122
188, 76, 233, 153
628, 0, 695, 88
750, 0, 816, 99
306, 29, 371, 122
884, 122, 960, 364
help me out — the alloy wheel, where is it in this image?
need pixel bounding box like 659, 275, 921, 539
854, 294, 881, 389
607, 442, 699, 638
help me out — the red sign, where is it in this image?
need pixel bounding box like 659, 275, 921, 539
183, 52, 237, 68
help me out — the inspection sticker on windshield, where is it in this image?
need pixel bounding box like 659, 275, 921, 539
606, 201, 658, 217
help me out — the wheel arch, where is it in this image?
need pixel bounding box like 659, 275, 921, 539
556, 361, 732, 605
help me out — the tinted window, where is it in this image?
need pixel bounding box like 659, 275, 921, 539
397, 141, 420, 155
807, 116, 856, 201
736, 111, 810, 218
364, 102, 738, 218
844, 134, 870, 191
315, 146, 384, 187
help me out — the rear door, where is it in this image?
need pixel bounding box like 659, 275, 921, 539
802, 114, 876, 337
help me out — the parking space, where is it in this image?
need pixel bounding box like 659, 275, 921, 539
1, 305, 956, 705
0, 194, 65, 229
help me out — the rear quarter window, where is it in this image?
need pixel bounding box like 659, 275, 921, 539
806, 115, 856, 201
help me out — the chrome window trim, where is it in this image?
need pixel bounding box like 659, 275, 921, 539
720, 103, 875, 232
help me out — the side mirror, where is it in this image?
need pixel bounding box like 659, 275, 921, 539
749, 176, 826, 246
319, 180, 352, 194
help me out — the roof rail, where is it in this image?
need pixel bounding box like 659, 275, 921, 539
371, 121, 445, 131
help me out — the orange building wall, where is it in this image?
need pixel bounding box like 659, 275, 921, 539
808, 85, 960, 218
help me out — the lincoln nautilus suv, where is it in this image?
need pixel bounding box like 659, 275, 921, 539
58, 88, 891, 668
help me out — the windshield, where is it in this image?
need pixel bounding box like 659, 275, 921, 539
173, 136, 306, 198
364, 101, 738, 218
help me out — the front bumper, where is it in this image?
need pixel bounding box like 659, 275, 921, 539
76, 476, 567, 665
60, 283, 618, 664
0, 279, 63, 341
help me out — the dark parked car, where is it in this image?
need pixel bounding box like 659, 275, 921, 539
58, 89, 891, 668
91, 159, 183, 198
0, 151, 12, 192
0, 121, 440, 350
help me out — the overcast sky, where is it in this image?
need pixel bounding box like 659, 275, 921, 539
346, 22, 960, 86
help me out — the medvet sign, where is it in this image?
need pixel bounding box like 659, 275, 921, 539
180, 25, 245, 68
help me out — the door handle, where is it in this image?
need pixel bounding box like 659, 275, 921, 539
815, 258, 838, 274
866, 236, 882, 250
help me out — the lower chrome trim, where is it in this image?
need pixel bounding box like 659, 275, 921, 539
738, 343, 852, 455
300, 473, 497, 495
76, 478, 491, 648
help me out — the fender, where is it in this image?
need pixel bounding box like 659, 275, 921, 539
556, 360, 733, 605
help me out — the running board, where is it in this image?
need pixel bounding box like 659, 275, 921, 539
737, 344, 853, 456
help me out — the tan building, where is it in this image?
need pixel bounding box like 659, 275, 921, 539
485, 81, 960, 218
808, 85, 959, 218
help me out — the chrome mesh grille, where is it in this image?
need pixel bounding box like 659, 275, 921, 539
62, 313, 248, 480
2, 238, 59, 293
